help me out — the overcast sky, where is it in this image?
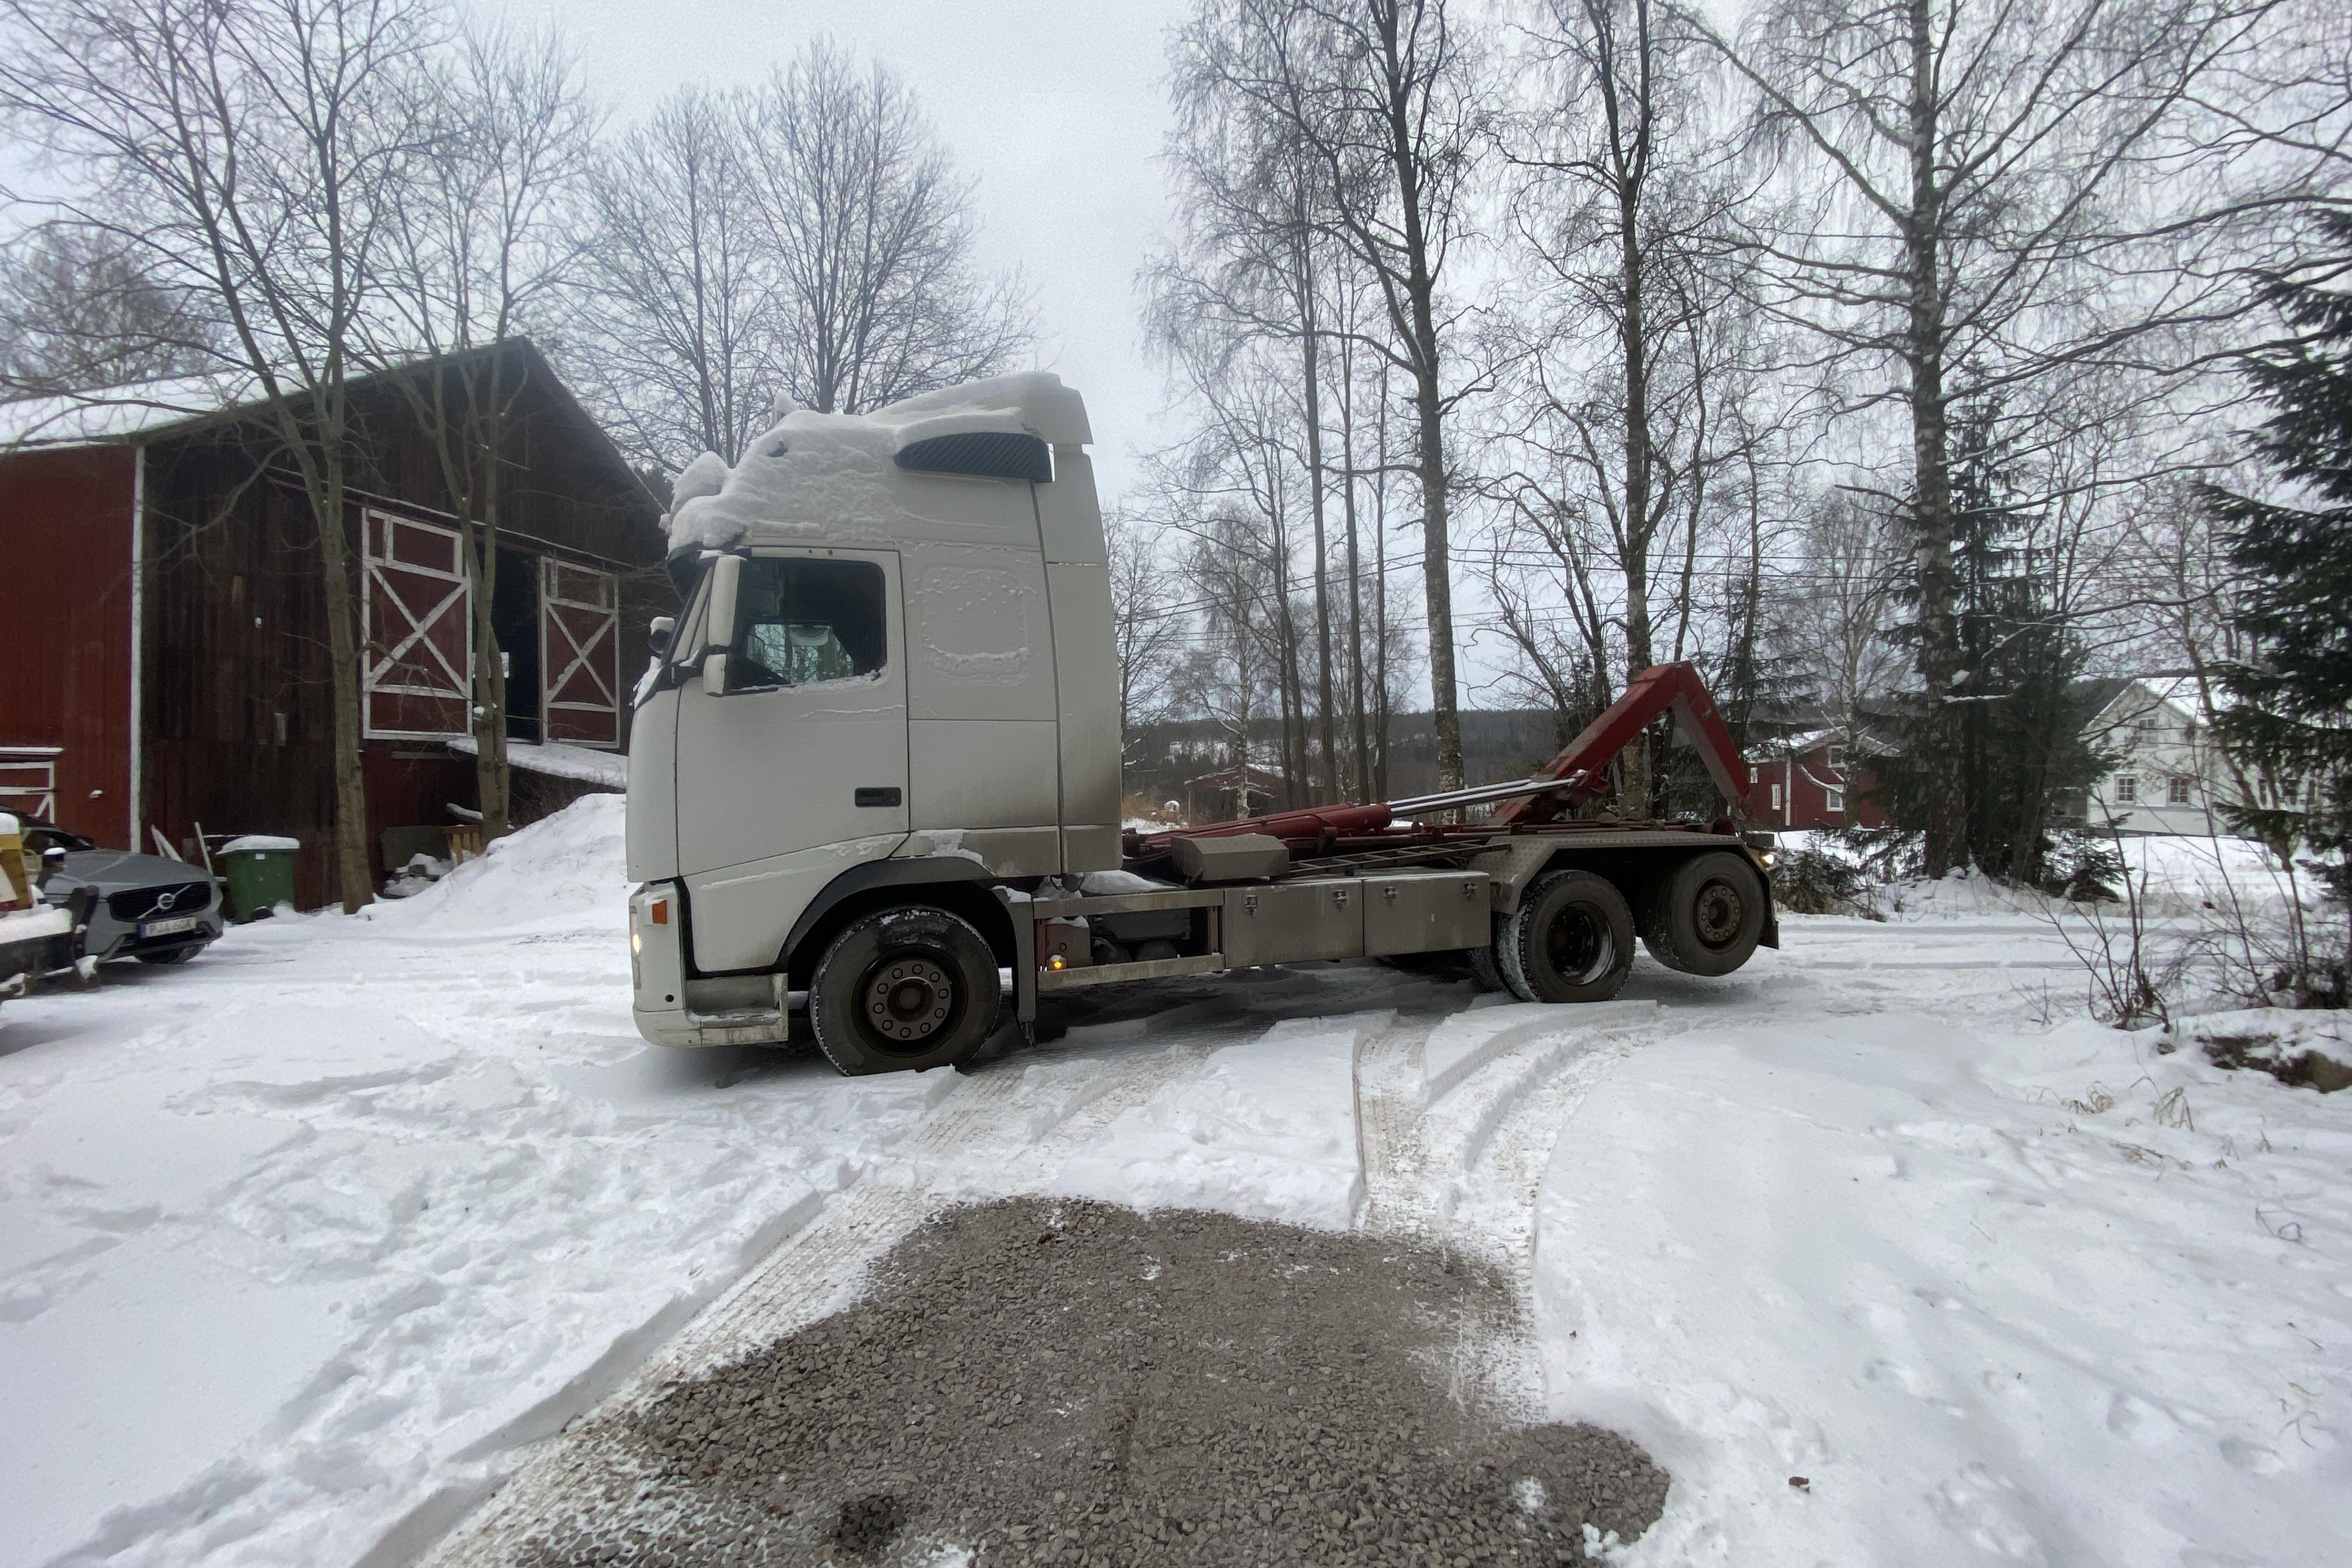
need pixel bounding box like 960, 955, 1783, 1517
479, 0, 1195, 506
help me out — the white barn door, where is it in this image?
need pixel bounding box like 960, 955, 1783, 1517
538, 559, 620, 748
362, 509, 471, 739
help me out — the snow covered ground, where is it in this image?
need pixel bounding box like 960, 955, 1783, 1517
3, 798, 2346, 1567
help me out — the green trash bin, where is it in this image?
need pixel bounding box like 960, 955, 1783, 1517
218, 835, 299, 922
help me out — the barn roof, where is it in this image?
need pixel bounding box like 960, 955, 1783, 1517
0, 340, 650, 509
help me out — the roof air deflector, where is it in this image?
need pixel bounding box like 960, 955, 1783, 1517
894, 430, 1052, 483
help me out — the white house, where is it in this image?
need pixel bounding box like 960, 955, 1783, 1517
2076, 676, 2249, 838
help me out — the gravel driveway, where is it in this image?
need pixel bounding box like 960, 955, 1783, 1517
510, 1198, 1667, 1566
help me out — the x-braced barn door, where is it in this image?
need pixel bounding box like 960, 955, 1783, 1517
362, 509, 471, 739
538, 559, 620, 748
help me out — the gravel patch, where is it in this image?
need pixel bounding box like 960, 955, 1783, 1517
515, 1198, 1668, 1566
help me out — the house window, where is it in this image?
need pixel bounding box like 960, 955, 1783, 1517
2167, 776, 2191, 806
2114, 775, 2138, 803
1770, 783, 1783, 811
1825, 786, 1846, 814
1825, 744, 1846, 770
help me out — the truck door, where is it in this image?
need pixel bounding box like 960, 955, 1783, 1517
674, 548, 909, 972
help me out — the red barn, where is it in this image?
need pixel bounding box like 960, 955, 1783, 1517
0, 341, 667, 907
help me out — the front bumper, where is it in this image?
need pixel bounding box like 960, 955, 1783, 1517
84, 901, 225, 962
629, 882, 795, 1048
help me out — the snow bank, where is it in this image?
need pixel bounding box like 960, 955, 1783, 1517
1536, 1012, 2352, 1567
1052, 1012, 1385, 1230
366, 793, 628, 937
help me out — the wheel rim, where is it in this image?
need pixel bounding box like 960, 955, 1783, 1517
860, 954, 957, 1055
1693, 879, 1746, 949
1543, 904, 1615, 985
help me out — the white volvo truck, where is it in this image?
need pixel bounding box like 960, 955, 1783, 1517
626, 373, 1775, 1074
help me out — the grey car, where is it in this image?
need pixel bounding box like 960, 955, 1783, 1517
19, 821, 227, 965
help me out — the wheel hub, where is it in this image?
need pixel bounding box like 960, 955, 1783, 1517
863, 957, 954, 1046
1545, 907, 1613, 985
1693, 881, 1744, 946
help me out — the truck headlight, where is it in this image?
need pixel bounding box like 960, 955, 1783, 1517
631, 928, 643, 955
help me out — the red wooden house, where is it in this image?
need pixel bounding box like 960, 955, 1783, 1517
0, 341, 667, 907
1746, 729, 1895, 832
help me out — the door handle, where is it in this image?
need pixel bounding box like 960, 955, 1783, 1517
854, 787, 902, 808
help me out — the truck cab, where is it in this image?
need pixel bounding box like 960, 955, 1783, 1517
626, 374, 1121, 1067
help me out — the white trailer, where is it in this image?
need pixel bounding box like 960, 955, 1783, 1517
626, 374, 1776, 1074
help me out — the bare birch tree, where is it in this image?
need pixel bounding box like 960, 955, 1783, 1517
365, 20, 596, 835
1172, 0, 1489, 790
745, 40, 1032, 415
0, 0, 443, 911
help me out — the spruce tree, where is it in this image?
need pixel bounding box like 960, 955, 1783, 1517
2206, 212, 2352, 989
1874, 407, 2108, 885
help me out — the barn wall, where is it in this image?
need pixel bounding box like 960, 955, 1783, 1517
132, 351, 666, 908
0, 446, 136, 846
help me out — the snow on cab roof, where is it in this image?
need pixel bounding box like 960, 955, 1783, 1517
664, 371, 1091, 554
0, 370, 257, 452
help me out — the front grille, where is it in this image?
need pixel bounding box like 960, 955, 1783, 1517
108, 880, 214, 923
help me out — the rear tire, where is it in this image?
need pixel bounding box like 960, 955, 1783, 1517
1641, 851, 1766, 977
809, 906, 1001, 1075
1468, 915, 1508, 993
1498, 870, 1636, 1005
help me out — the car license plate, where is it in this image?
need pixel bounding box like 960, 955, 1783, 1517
141, 916, 201, 939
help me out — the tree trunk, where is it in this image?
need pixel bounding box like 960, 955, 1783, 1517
316, 463, 374, 913
1907, 0, 1966, 877
468, 530, 513, 839
1301, 306, 1339, 806
1339, 337, 1369, 802
1616, 173, 1655, 816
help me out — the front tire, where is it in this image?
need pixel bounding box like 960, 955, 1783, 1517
1498, 870, 1636, 1004
1641, 852, 1766, 977
809, 907, 1001, 1075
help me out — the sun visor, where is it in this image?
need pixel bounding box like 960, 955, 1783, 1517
893, 416, 1053, 482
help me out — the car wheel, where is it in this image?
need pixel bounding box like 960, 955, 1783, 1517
809, 906, 1002, 1076
1641, 851, 1766, 977
1499, 870, 1636, 1004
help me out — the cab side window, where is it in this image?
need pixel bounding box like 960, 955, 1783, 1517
729, 558, 888, 691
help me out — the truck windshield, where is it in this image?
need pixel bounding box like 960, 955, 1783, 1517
725, 558, 887, 690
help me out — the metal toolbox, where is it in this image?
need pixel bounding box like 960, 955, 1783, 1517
1362, 870, 1492, 956
1222, 878, 1364, 965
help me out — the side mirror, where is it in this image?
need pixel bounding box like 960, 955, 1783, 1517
648, 615, 676, 659
704, 554, 742, 657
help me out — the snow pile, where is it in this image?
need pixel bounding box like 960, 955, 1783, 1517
1052, 1012, 1385, 1230
1537, 1010, 2352, 1567
368, 793, 628, 937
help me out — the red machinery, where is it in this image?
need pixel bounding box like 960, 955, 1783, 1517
1133, 662, 1756, 857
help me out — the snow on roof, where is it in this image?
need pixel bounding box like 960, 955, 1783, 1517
663, 371, 1091, 553
0, 372, 257, 451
